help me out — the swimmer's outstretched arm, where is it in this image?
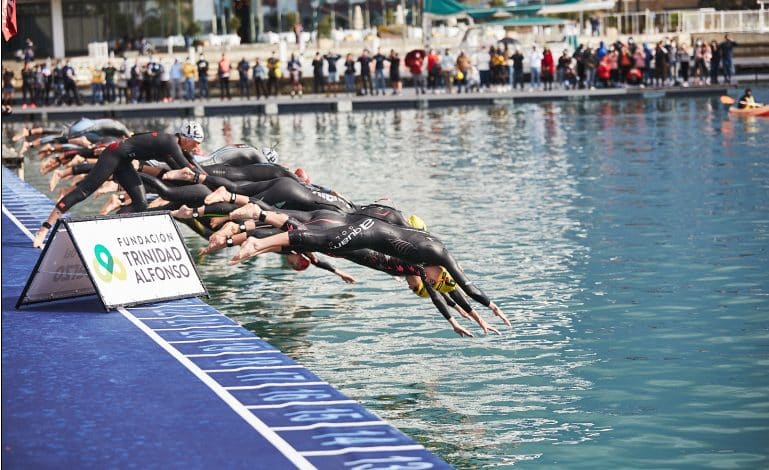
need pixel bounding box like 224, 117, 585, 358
418, 271, 473, 338
305, 252, 357, 284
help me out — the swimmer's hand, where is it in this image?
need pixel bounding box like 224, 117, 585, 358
489, 302, 511, 327
448, 317, 474, 338
336, 270, 357, 284
457, 307, 500, 335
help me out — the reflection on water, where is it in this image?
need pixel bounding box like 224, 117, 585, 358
6, 90, 769, 468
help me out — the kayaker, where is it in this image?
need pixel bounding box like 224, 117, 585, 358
737, 88, 757, 109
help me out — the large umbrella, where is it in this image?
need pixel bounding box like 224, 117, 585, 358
404, 49, 425, 67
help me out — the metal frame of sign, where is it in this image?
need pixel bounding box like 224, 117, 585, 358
16, 212, 208, 311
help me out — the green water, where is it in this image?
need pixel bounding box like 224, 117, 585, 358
10, 89, 769, 468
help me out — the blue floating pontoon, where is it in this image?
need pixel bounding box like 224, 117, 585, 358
1, 167, 451, 469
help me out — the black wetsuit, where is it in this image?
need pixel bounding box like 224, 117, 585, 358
204, 162, 296, 182
56, 132, 195, 214
286, 215, 493, 307
243, 207, 460, 319
201, 176, 356, 213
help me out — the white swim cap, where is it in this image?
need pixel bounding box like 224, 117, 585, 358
178, 120, 205, 143
261, 146, 279, 163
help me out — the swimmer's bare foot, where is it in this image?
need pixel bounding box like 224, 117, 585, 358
99, 194, 126, 215
210, 216, 229, 228
203, 186, 232, 205
199, 234, 232, 256
170, 205, 194, 219
40, 157, 61, 175
162, 167, 196, 182
228, 236, 274, 264
49, 170, 66, 192
94, 181, 119, 198
211, 222, 240, 240
12, 127, 29, 142
65, 155, 85, 167
228, 203, 262, 221
148, 197, 169, 208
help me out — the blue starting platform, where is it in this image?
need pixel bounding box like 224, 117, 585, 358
1, 167, 451, 469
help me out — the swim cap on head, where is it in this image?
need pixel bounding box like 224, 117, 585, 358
407, 214, 427, 231
261, 146, 279, 163
178, 120, 205, 143
412, 281, 430, 298
292, 255, 311, 271
294, 167, 310, 184
431, 268, 457, 293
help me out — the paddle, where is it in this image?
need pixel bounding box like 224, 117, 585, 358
720, 95, 735, 105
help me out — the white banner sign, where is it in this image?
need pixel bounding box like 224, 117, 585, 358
18, 212, 207, 310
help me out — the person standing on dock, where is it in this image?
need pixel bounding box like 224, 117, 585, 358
510, 48, 524, 91
2, 67, 15, 112
218, 53, 232, 100
357, 49, 373, 96
182, 58, 197, 101
267, 52, 281, 96
312, 52, 325, 94
528, 45, 542, 91
719, 34, 737, 85
287, 53, 303, 98
386, 50, 401, 95
62, 60, 81, 106
323, 50, 341, 96
197, 54, 210, 99
373, 48, 387, 96
709, 40, 721, 85
344, 53, 356, 96
237, 57, 250, 99
253, 58, 267, 99
408, 50, 425, 95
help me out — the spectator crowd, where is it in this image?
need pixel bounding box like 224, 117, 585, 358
1, 33, 738, 110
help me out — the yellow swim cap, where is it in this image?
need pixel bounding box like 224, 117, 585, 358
413, 281, 430, 298
456, 71, 464, 80
431, 267, 457, 293
407, 214, 427, 231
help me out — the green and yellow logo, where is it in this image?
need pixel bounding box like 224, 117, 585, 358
92, 244, 127, 282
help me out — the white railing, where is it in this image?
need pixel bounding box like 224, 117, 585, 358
602, 9, 769, 36
680, 9, 769, 33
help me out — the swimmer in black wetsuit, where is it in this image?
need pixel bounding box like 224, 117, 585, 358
33, 120, 206, 247
198, 205, 500, 336
208, 203, 509, 332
